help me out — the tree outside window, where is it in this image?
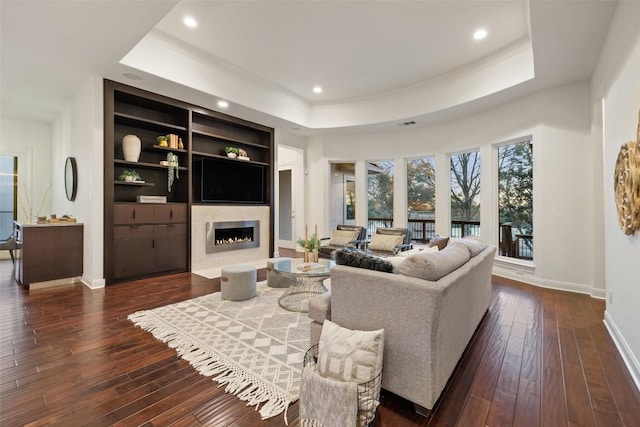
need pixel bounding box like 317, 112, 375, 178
407, 157, 435, 242
367, 161, 394, 234
498, 140, 533, 260
450, 151, 481, 237
0, 155, 17, 240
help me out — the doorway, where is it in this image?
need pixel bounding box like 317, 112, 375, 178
278, 168, 294, 249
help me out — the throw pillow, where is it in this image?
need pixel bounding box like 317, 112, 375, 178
459, 236, 487, 257
329, 229, 360, 247
428, 235, 450, 250
368, 233, 404, 252
333, 248, 394, 272
398, 241, 471, 281
317, 320, 384, 427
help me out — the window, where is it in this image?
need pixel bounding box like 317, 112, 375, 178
0, 155, 17, 240
498, 139, 533, 260
407, 157, 436, 243
367, 161, 394, 234
450, 150, 481, 237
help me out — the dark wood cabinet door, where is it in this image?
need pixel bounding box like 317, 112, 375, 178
153, 204, 188, 223
113, 237, 154, 279
114, 204, 154, 225
154, 233, 188, 273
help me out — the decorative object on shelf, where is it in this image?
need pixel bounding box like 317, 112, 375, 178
297, 225, 320, 263
613, 108, 640, 236
64, 157, 78, 202
167, 152, 180, 191
19, 183, 51, 224
157, 135, 168, 147
119, 169, 141, 182
122, 134, 142, 162
238, 148, 250, 161
178, 138, 184, 150
225, 146, 239, 158
167, 134, 179, 149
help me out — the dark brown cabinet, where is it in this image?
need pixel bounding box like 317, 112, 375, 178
112, 203, 188, 281
14, 222, 84, 288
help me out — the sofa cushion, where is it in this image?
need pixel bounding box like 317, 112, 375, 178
329, 229, 360, 246
428, 235, 450, 250
334, 248, 393, 272
368, 233, 404, 252
398, 241, 470, 281
318, 319, 384, 383
458, 236, 487, 257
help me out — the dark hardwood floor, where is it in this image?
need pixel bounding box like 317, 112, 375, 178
1, 256, 639, 426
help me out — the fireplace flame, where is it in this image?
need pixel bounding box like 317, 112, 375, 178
216, 236, 253, 246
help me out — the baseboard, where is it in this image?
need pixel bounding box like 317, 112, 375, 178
492, 268, 605, 299
603, 310, 640, 393
81, 274, 106, 289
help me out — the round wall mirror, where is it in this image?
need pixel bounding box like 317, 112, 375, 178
65, 157, 77, 201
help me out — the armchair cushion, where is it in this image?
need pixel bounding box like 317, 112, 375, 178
334, 248, 393, 273
398, 242, 470, 281
368, 234, 404, 252
328, 229, 360, 246
458, 236, 487, 257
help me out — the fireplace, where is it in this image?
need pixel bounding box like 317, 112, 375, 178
206, 220, 260, 253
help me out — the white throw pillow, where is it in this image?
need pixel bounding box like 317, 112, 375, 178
368, 234, 404, 252
329, 230, 360, 246
459, 236, 487, 257
318, 320, 384, 383
317, 320, 384, 427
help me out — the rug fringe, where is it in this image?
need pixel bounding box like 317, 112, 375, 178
128, 310, 293, 422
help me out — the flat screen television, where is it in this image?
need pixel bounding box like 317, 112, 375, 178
200, 157, 266, 204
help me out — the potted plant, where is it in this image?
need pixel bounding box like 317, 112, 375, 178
225, 146, 239, 158
156, 135, 168, 147
297, 225, 320, 262
119, 169, 141, 182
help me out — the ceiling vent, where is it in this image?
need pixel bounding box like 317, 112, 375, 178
398, 120, 416, 126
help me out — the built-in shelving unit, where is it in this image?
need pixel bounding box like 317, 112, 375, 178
103, 80, 274, 285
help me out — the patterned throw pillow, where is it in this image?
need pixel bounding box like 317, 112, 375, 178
329, 230, 360, 246
368, 234, 404, 252
317, 320, 385, 426
317, 320, 384, 383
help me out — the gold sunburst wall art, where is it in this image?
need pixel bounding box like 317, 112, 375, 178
613, 109, 640, 235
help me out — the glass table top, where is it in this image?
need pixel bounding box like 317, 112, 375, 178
271, 258, 335, 277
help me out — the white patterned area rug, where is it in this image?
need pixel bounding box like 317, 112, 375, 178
128, 282, 310, 422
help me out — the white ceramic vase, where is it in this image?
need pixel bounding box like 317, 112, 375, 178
123, 134, 141, 162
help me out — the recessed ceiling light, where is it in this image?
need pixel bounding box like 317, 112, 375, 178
184, 16, 197, 28
313, 86, 323, 94
217, 100, 229, 108
473, 28, 488, 40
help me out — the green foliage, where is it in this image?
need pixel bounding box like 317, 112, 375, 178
407, 158, 436, 216
119, 169, 140, 181
297, 234, 319, 251
225, 146, 239, 154
368, 161, 394, 218
498, 141, 533, 235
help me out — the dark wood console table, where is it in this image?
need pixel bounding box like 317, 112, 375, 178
14, 221, 84, 289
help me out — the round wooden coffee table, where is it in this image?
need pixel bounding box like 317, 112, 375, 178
272, 258, 334, 312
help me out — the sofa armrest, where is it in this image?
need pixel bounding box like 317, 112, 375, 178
330, 266, 445, 403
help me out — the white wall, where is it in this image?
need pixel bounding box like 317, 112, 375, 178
0, 118, 52, 231
592, 0, 640, 391
51, 75, 105, 288
304, 82, 603, 297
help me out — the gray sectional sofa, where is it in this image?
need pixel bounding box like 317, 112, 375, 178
308, 239, 496, 414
